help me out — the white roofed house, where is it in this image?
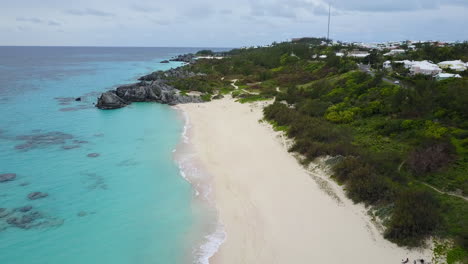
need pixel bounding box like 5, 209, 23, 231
394, 60, 442, 76
437, 60, 467, 72
383, 61, 392, 69
348, 50, 370, 58
384, 49, 406, 56
409, 61, 442, 75
435, 73, 462, 81
335, 52, 345, 57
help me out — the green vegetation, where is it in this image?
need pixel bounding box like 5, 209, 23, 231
173, 39, 468, 261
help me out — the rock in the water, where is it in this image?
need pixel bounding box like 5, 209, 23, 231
96, 91, 128, 110
160, 60, 170, 63
77, 211, 88, 217
62, 145, 80, 150
75, 97, 82, 101
0, 208, 11, 218
96, 66, 204, 110
6, 211, 42, 229
28, 192, 48, 200
18, 206, 33, 213
0, 173, 16, 182
87, 153, 100, 158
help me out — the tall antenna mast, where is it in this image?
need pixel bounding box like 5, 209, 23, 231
327, 3, 331, 44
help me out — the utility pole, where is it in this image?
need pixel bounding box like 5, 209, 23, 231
327, 3, 331, 44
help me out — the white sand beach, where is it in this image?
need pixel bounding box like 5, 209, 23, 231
178, 97, 432, 264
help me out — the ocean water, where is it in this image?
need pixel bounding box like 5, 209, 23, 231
0, 47, 220, 264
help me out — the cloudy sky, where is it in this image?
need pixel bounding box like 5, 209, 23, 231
1, 0, 467, 47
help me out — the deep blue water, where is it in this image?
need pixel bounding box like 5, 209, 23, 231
0, 47, 216, 264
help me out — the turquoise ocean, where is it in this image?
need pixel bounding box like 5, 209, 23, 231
0, 47, 223, 264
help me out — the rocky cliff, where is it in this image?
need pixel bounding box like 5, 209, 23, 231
96, 66, 203, 110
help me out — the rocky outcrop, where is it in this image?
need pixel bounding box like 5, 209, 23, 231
0, 173, 16, 182
160, 60, 169, 63
212, 94, 224, 100
138, 68, 196, 81
7, 211, 42, 229
96, 91, 128, 110
18, 206, 33, 213
28, 192, 48, 200
170, 53, 196, 63
0, 208, 10, 218
96, 66, 204, 110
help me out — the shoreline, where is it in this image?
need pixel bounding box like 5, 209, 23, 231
177, 96, 433, 264
172, 106, 226, 264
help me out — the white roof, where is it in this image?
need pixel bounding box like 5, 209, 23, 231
436, 73, 462, 78
395, 60, 441, 71
438, 60, 464, 66
319, 55, 327, 59
349, 53, 370, 58
197, 56, 224, 60
438, 60, 466, 71
335, 52, 344, 57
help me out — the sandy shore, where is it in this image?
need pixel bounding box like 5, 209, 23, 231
178, 97, 432, 264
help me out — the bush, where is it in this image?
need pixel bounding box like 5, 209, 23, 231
385, 189, 442, 246
333, 157, 391, 204
407, 140, 455, 175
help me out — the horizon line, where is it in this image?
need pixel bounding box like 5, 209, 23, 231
0, 45, 236, 49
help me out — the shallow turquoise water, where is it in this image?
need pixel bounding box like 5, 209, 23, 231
0, 47, 209, 264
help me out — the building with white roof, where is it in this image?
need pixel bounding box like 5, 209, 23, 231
384, 49, 405, 56
349, 51, 370, 58
394, 60, 442, 76
335, 52, 344, 57
383, 61, 392, 69
437, 60, 467, 72
435, 73, 462, 80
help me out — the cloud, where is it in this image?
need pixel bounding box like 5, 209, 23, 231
131, 4, 160, 13
323, 0, 468, 12
65, 8, 114, 17
249, 0, 297, 19
219, 9, 233, 15
16, 17, 61, 26
16, 17, 43, 23
48, 21, 61, 26
183, 5, 215, 19
248, 0, 334, 19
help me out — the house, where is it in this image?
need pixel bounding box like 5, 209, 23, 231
335, 52, 345, 57
394, 60, 442, 75
437, 60, 467, 72
409, 61, 442, 75
349, 51, 370, 58
435, 73, 462, 80
319, 55, 328, 59
383, 61, 392, 69
384, 49, 405, 56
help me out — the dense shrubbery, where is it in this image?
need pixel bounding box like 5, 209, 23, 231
407, 140, 455, 175
385, 190, 442, 246
333, 157, 393, 204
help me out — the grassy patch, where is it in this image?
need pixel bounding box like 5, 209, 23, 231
236, 94, 272, 103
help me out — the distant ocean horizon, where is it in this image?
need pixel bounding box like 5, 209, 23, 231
0, 46, 226, 264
